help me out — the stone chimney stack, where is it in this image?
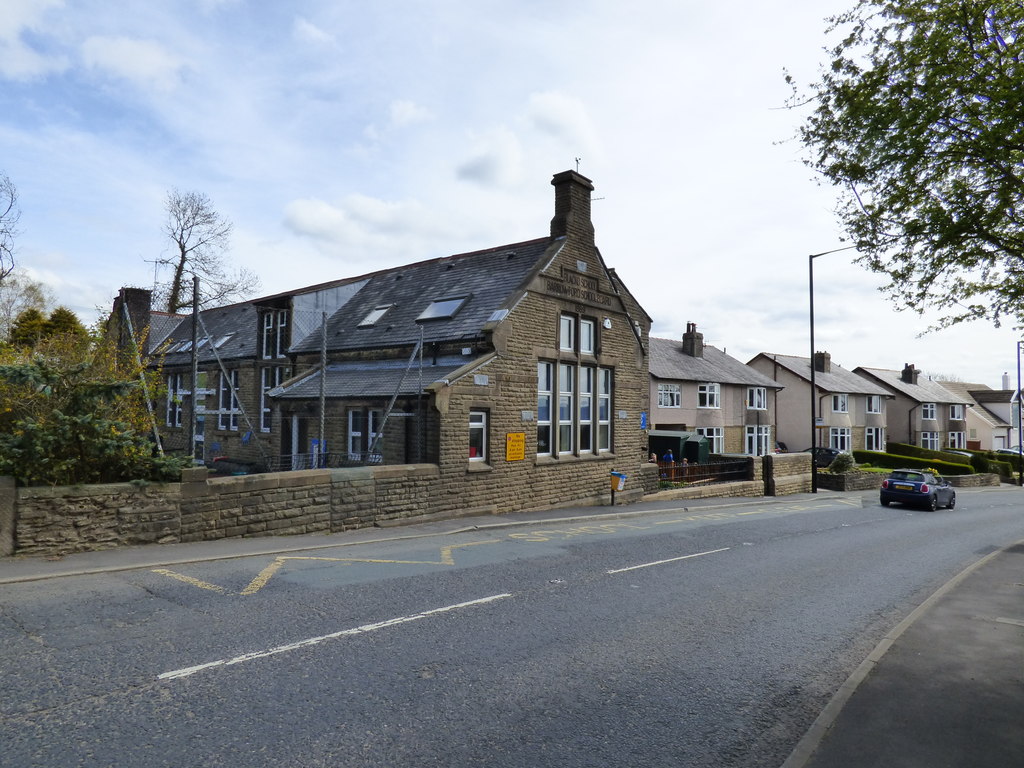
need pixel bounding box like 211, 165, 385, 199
550, 170, 595, 246
109, 287, 152, 352
682, 322, 704, 358
813, 351, 831, 373
901, 362, 920, 385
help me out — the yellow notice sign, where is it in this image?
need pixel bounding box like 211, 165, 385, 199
505, 432, 526, 461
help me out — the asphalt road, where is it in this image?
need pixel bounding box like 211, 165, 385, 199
2, 487, 1023, 767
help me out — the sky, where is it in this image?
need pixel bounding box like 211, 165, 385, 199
2, 0, 1022, 390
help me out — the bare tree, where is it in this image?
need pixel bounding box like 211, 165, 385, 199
0, 173, 20, 283
158, 189, 260, 313
0, 268, 54, 341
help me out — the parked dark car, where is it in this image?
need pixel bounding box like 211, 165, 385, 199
803, 446, 841, 467
880, 469, 956, 511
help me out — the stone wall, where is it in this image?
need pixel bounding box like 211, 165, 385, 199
764, 453, 812, 496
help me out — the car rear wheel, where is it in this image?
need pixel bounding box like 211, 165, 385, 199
928, 495, 938, 511
880, 499, 890, 507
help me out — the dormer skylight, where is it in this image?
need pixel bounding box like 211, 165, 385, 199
359, 304, 395, 328
416, 296, 468, 321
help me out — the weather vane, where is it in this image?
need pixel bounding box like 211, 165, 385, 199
575, 157, 581, 173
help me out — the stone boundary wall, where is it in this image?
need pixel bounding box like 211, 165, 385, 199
814, 470, 882, 492
5, 455, 812, 558
764, 453, 812, 496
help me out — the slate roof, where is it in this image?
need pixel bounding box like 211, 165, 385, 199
650, 337, 780, 388
753, 353, 890, 396
146, 312, 188, 354
855, 367, 969, 405
938, 382, 1009, 428
289, 238, 554, 354
271, 355, 478, 399
156, 301, 259, 365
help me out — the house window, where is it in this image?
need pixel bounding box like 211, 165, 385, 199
921, 431, 940, 450
949, 404, 965, 420
658, 383, 681, 408
921, 403, 937, 420
537, 362, 553, 454
359, 304, 394, 327
469, 410, 488, 461
598, 368, 611, 451
866, 395, 882, 414
948, 431, 966, 449
829, 427, 852, 451
558, 362, 574, 454
260, 366, 290, 432
559, 315, 575, 351
417, 296, 467, 321
865, 427, 884, 451
348, 409, 383, 462
696, 427, 723, 454
262, 309, 289, 359
832, 393, 849, 413
166, 373, 184, 427
537, 361, 612, 456
745, 425, 771, 456
218, 370, 240, 431
579, 367, 594, 452
747, 387, 767, 410
698, 383, 720, 409
580, 319, 595, 355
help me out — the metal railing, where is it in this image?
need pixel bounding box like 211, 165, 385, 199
656, 459, 750, 485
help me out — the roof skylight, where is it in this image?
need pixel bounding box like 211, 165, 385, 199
416, 296, 467, 322
359, 304, 395, 327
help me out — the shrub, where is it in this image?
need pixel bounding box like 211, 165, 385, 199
828, 451, 857, 474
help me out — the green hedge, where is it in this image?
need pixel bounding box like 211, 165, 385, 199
853, 450, 973, 475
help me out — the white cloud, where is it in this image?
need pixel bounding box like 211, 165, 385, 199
81, 36, 186, 92
389, 99, 433, 128
456, 127, 524, 187
293, 17, 335, 46
527, 91, 602, 159
0, 0, 67, 80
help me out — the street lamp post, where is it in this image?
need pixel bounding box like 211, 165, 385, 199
1017, 341, 1023, 486
809, 246, 857, 493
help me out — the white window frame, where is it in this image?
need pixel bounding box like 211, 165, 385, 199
166, 373, 184, 427
538, 361, 612, 456
829, 427, 852, 451
260, 366, 290, 433
698, 383, 720, 409
832, 393, 849, 413
262, 309, 289, 360
949, 404, 965, 420
746, 387, 767, 411
559, 315, 575, 351
218, 370, 240, 431
921, 431, 940, 450
866, 395, 882, 414
469, 410, 487, 462
696, 427, 723, 454
537, 362, 553, 455
658, 383, 681, 408
947, 431, 966, 449
921, 402, 937, 420
865, 427, 884, 452
580, 319, 595, 355
745, 425, 771, 456
348, 409, 382, 462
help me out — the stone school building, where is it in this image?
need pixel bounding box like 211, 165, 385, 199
129, 170, 656, 515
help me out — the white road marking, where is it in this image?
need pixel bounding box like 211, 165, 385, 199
158, 593, 513, 681
605, 547, 730, 574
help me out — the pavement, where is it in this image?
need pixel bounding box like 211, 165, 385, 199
1, 489, 1022, 767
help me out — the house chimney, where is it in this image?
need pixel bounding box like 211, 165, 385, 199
1003, 371, 1010, 389
813, 351, 831, 373
550, 170, 595, 245
901, 362, 920, 385
109, 287, 152, 352
682, 322, 704, 358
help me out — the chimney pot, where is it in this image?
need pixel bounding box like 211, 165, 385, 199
813, 351, 831, 373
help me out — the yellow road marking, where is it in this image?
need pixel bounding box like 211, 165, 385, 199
151, 568, 229, 594
737, 511, 763, 516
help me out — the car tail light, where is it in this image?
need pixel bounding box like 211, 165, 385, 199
920, 483, 930, 493
881, 479, 889, 489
